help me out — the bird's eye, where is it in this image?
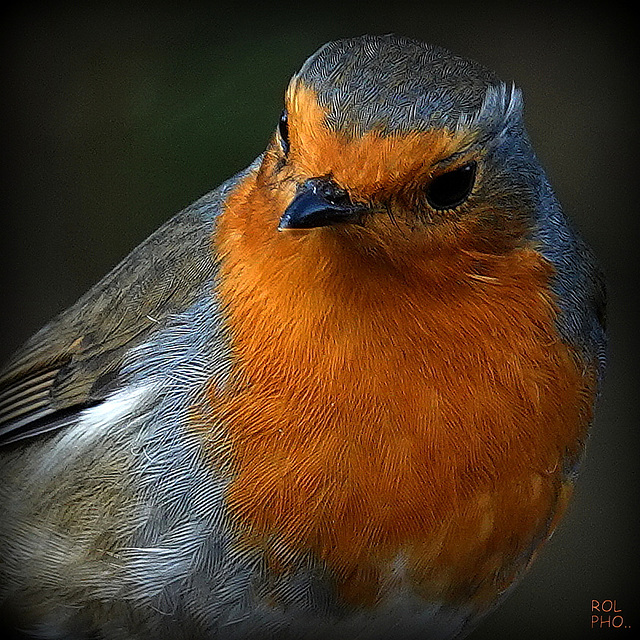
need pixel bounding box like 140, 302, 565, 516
278, 109, 290, 156
426, 162, 477, 210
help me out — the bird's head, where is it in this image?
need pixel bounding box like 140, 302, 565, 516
241, 34, 543, 265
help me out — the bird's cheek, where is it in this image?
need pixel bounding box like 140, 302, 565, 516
256, 155, 298, 211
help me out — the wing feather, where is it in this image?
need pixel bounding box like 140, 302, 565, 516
0, 172, 244, 446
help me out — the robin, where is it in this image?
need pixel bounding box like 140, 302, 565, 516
0, 35, 605, 640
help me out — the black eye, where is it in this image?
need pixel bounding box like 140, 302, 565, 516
278, 109, 290, 155
426, 162, 476, 210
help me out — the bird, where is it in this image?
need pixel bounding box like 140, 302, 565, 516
0, 34, 605, 640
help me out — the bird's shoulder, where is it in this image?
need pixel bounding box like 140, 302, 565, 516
0, 167, 251, 445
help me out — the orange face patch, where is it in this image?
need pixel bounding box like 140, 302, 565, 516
195, 85, 596, 610
247, 82, 521, 261
284, 80, 477, 202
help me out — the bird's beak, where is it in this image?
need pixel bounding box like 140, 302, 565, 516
279, 178, 362, 230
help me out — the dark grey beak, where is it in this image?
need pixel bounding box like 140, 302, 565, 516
278, 178, 362, 230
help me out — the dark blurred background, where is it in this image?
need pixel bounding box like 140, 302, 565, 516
0, 3, 637, 639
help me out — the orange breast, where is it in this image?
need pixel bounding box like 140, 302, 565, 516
197, 167, 595, 610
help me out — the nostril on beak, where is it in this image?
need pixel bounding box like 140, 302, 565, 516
306, 178, 352, 208
279, 178, 363, 230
